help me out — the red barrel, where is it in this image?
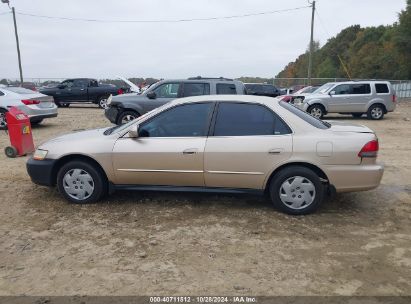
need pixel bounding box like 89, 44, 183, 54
4, 107, 35, 158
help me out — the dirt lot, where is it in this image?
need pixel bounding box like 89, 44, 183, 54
0, 102, 410, 296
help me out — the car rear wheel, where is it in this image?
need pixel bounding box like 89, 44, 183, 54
56, 102, 70, 108
31, 119, 43, 125
367, 104, 385, 120
57, 160, 107, 204
269, 166, 324, 215
0, 108, 7, 130
117, 110, 139, 125
307, 104, 325, 119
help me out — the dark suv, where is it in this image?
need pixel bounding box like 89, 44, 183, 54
244, 83, 281, 98
105, 77, 246, 125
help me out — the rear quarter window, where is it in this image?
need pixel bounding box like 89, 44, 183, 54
375, 83, 389, 94
216, 83, 237, 95
280, 101, 330, 130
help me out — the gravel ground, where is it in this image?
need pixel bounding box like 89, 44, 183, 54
0, 102, 410, 296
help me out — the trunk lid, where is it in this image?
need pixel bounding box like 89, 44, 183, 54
326, 120, 374, 133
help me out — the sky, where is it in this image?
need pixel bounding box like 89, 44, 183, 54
0, 0, 406, 80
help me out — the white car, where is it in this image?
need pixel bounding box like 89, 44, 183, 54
0, 86, 58, 129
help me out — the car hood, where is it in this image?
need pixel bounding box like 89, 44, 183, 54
111, 93, 149, 104
326, 121, 374, 133
38, 127, 119, 159
303, 93, 327, 100
46, 128, 109, 144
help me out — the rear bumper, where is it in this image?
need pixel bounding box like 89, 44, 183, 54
26, 158, 56, 186
324, 163, 384, 193
105, 106, 119, 124
29, 113, 58, 122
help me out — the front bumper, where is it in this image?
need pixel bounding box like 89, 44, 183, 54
26, 158, 57, 186
105, 106, 119, 124
324, 163, 384, 193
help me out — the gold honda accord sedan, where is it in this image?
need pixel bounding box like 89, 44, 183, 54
27, 95, 383, 215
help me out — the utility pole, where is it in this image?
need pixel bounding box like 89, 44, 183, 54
307, 0, 315, 86
2, 0, 23, 86
12, 7, 24, 85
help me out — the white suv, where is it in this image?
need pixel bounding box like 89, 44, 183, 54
294, 81, 396, 120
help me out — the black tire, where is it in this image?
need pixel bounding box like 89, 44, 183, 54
117, 110, 139, 125
0, 108, 7, 130
57, 160, 108, 204
97, 96, 110, 109
5, 146, 17, 158
268, 166, 324, 215
56, 102, 70, 108
31, 119, 43, 125
367, 104, 385, 120
352, 113, 363, 118
307, 104, 325, 119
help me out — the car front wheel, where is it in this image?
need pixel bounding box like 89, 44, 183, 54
117, 110, 139, 125
57, 160, 107, 204
269, 166, 324, 215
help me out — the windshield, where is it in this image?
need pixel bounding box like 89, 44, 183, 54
313, 83, 334, 94
279, 101, 330, 129
5, 87, 36, 94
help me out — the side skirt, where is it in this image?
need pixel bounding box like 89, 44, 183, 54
110, 183, 264, 196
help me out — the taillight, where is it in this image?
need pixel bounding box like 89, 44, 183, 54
281, 96, 292, 102
392, 94, 396, 102
358, 140, 379, 158
117, 88, 124, 95
21, 99, 40, 105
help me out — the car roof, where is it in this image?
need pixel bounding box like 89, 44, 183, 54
170, 94, 281, 107
158, 78, 243, 84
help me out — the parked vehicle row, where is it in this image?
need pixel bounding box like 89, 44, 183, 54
26, 95, 383, 215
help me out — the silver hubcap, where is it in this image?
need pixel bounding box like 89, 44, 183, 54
63, 169, 94, 200
121, 114, 136, 124
99, 98, 108, 109
371, 107, 383, 119
0, 112, 6, 128
310, 107, 322, 118
279, 176, 316, 210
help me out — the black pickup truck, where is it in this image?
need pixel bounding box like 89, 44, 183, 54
39, 78, 123, 108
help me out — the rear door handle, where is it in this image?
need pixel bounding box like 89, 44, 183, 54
183, 148, 198, 155
268, 149, 283, 154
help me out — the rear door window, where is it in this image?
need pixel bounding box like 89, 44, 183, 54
216, 83, 237, 95
213, 103, 291, 136
375, 83, 389, 94
182, 83, 210, 97
351, 84, 371, 94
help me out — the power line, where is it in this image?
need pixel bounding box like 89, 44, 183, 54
15, 5, 310, 23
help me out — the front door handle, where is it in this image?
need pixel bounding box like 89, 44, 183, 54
183, 148, 198, 155
269, 149, 283, 154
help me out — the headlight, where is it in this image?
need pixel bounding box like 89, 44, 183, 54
33, 149, 48, 160
107, 94, 113, 106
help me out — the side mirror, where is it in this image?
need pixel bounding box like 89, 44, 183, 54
329, 90, 336, 96
128, 124, 139, 138
146, 91, 156, 99
57, 84, 66, 89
